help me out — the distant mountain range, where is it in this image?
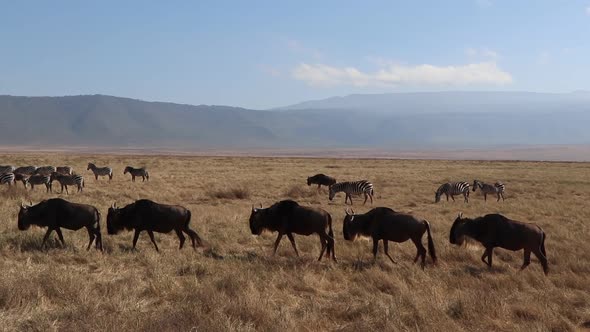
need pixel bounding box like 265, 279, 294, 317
1, 92, 589, 149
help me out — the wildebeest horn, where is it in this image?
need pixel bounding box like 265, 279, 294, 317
344, 208, 350, 215
20, 202, 26, 209
112, 202, 117, 209
458, 212, 463, 219
258, 203, 262, 208
350, 208, 355, 215
29, 201, 33, 207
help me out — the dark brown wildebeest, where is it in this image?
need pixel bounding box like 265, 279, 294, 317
106, 199, 203, 251
449, 213, 548, 275
307, 173, 336, 189
249, 200, 336, 261
123, 166, 149, 182
17, 198, 102, 250
342, 207, 437, 268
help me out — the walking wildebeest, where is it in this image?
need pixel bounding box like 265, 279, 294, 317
449, 213, 548, 275
342, 207, 437, 268
249, 200, 336, 261
106, 199, 203, 251
307, 173, 336, 190
17, 198, 102, 250
123, 166, 149, 182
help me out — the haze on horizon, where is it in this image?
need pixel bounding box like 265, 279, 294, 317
2, 1, 590, 109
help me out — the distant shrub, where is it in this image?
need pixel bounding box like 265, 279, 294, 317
207, 187, 251, 200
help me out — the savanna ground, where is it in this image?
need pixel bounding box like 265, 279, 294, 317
0, 154, 588, 332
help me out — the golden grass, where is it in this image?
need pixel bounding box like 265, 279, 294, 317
0, 154, 588, 331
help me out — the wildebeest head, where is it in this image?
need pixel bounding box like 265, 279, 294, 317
17, 202, 35, 230
249, 204, 267, 235
342, 208, 357, 241
328, 185, 336, 201
107, 202, 125, 235
307, 177, 311, 186
449, 212, 467, 245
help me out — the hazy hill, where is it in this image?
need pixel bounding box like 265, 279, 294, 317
0, 93, 589, 149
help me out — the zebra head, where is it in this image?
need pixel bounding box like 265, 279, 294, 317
328, 185, 336, 201
472, 180, 481, 191
434, 190, 442, 203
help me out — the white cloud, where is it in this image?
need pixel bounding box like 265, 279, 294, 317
292, 61, 513, 87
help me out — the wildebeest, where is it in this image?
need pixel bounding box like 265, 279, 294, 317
107, 199, 203, 251
50, 172, 84, 194
342, 207, 437, 268
449, 213, 548, 275
249, 200, 336, 261
124, 166, 149, 182
56, 166, 73, 175
17, 198, 102, 250
307, 173, 336, 189
25, 174, 52, 192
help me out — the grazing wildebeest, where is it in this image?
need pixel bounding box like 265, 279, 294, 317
56, 166, 73, 175
307, 173, 336, 189
249, 200, 336, 261
106, 199, 203, 251
342, 207, 437, 268
25, 174, 52, 192
17, 198, 102, 250
124, 166, 149, 182
87, 163, 113, 181
50, 172, 84, 194
449, 213, 548, 275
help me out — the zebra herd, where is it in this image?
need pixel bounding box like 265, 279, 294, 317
309, 175, 506, 205
0, 163, 150, 194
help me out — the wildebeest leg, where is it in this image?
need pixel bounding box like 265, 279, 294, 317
383, 240, 397, 264
286, 233, 300, 257
175, 229, 186, 249
520, 249, 531, 271
147, 231, 159, 252
372, 238, 379, 262
95, 230, 103, 251
55, 228, 66, 247
273, 233, 283, 256
481, 247, 493, 267
533, 248, 548, 275
132, 230, 141, 249
41, 228, 54, 248
411, 237, 427, 268
317, 234, 327, 261
85, 228, 96, 250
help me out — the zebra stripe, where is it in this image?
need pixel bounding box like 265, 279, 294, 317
25, 174, 52, 192
87, 163, 113, 180
329, 180, 374, 205
0, 173, 15, 186
50, 173, 84, 194
124, 166, 149, 182
56, 166, 73, 175
435, 181, 470, 203
14, 166, 37, 175
35, 166, 57, 176
0, 165, 15, 174
473, 180, 505, 202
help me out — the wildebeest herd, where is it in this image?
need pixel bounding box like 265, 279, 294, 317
4, 166, 549, 276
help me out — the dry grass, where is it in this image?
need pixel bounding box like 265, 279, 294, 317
0, 154, 588, 331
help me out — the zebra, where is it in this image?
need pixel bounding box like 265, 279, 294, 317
472, 180, 505, 202
50, 172, 84, 194
0, 173, 15, 187
328, 180, 374, 205
0, 165, 15, 174
56, 166, 73, 175
87, 163, 113, 180
14, 173, 29, 188
435, 182, 470, 203
25, 174, 52, 193
14, 166, 37, 176
35, 166, 57, 176
124, 166, 149, 182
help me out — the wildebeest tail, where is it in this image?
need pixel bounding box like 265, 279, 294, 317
186, 210, 204, 247
424, 220, 437, 265
94, 208, 101, 229
540, 230, 547, 258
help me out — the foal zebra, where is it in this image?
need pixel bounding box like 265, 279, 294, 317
14, 166, 37, 176
0, 165, 15, 174
35, 166, 57, 176
25, 174, 52, 192
329, 180, 374, 205
87, 163, 113, 180
50, 173, 84, 194
435, 182, 470, 203
472, 180, 505, 202
0, 173, 15, 187
124, 166, 149, 182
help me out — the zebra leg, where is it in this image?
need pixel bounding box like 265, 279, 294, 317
497, 193, 501, 202
484, 193, 487, 201
95, 174, 98, 180
363, 193, 368, 205
450, 195, 455, 202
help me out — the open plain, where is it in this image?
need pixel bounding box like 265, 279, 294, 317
0, 154, 588, 331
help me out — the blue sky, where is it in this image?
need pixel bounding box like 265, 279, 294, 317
1, 1, 589, 109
